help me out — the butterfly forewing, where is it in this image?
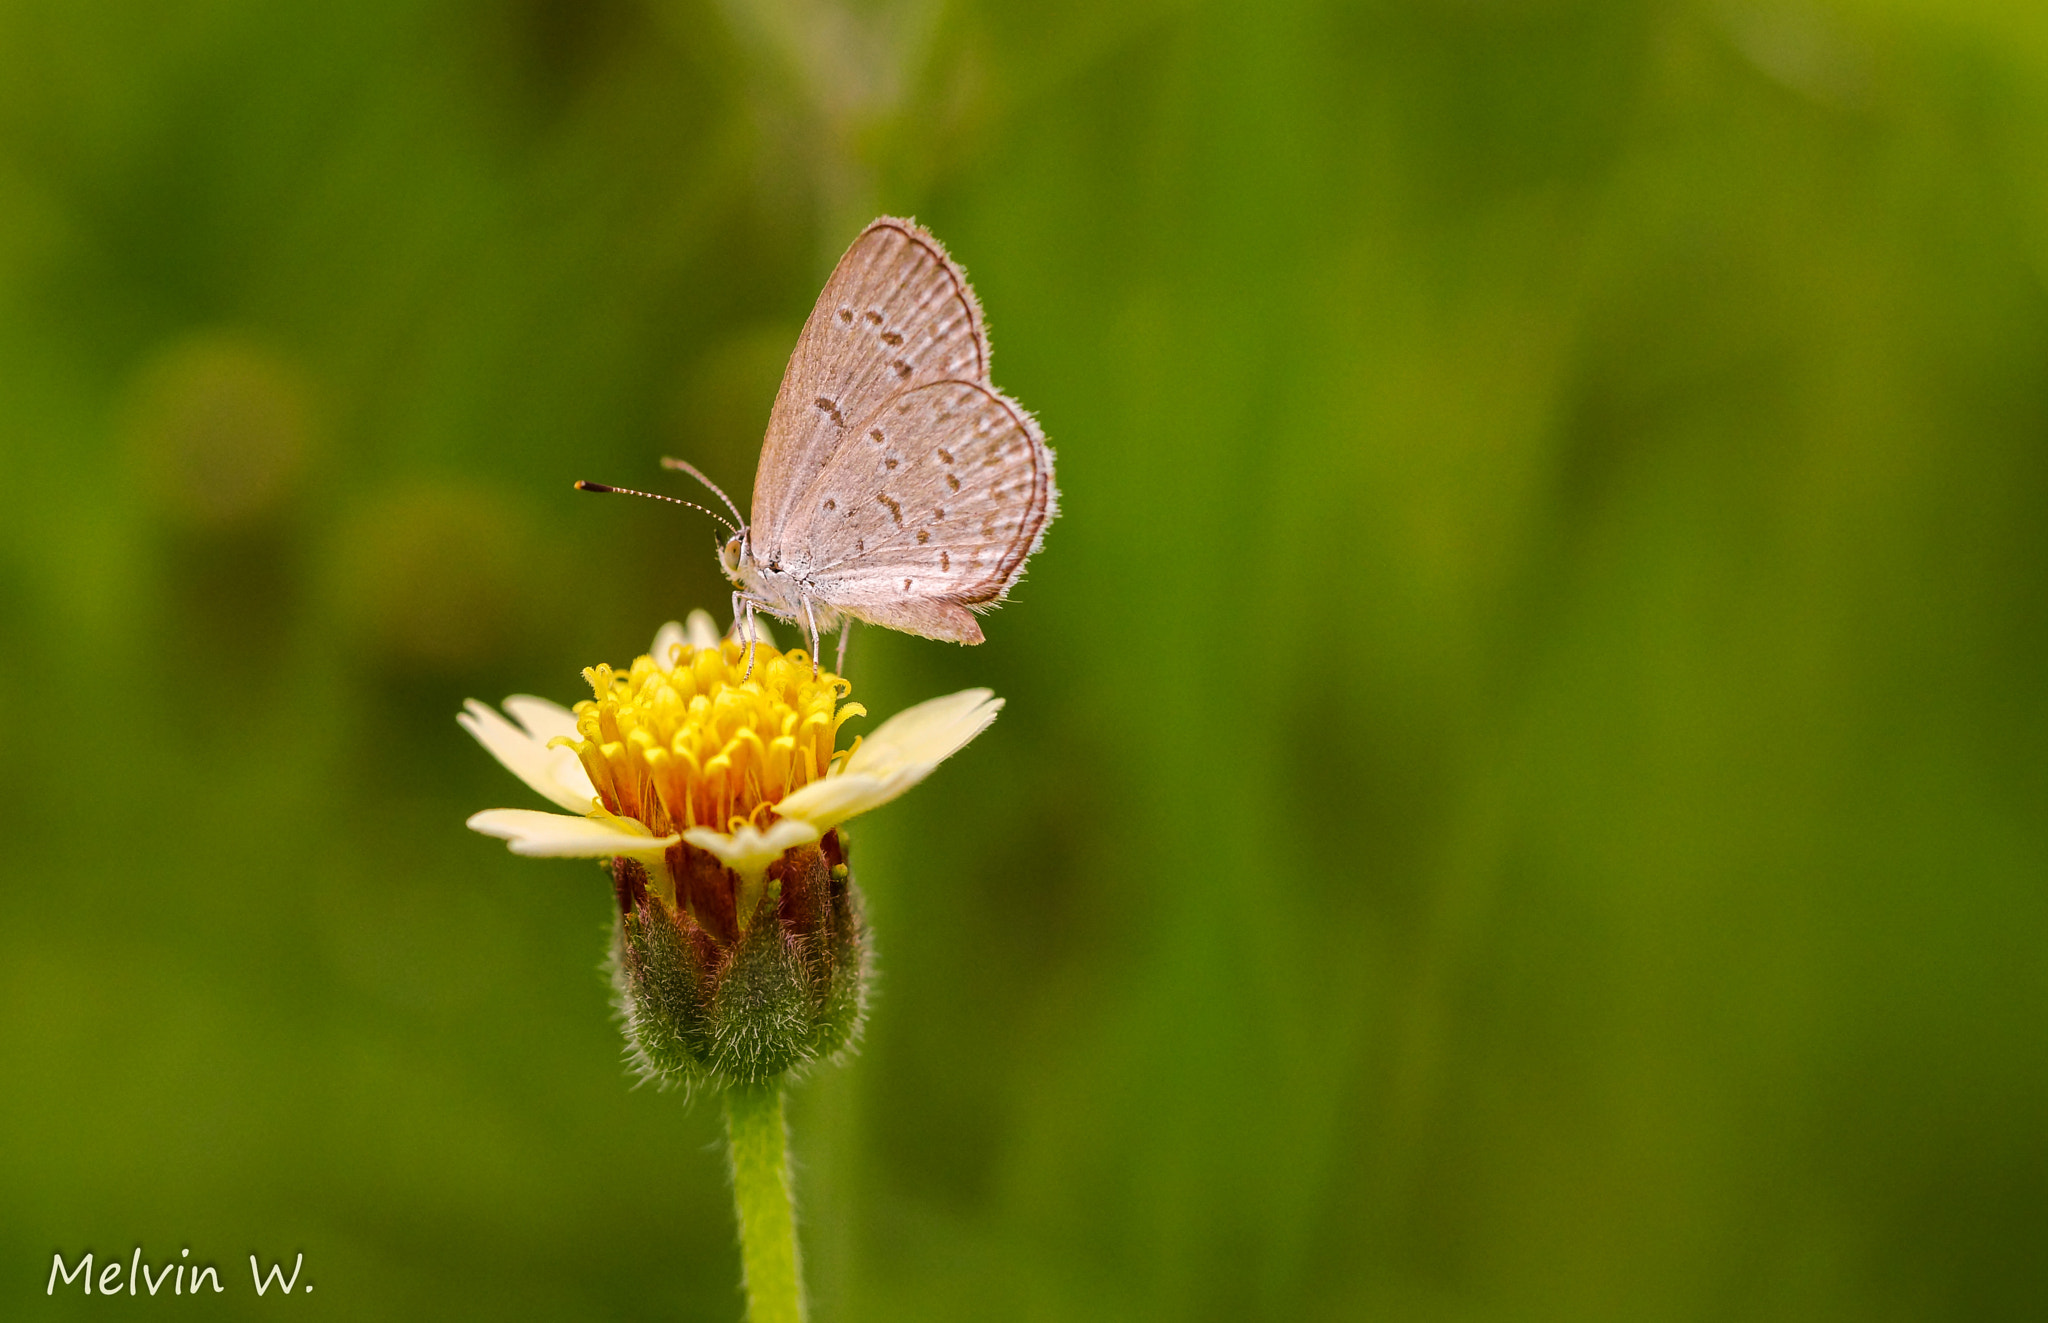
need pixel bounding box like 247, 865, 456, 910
753, 219, 988, 548
738, 216, 1057, 647
793, 379, 1054, 606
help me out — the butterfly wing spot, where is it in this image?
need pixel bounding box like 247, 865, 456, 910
880, 331, 903, 346
903, 579, 913, 591
878, 494, 903, 526
939, 551, 950, 571
838, 307, 854, 323
814, 397, 847, 428
823, 498, 836, 511
869, 428, 885, 443
946, 474, 960, 492
884, 457, 898, 470
892, 360, 913, 379
933, 507, 945, 520
936, 448, 953, 464
864, 309, 884, 324
856, 538, 865, 553
916, 529, 930, 544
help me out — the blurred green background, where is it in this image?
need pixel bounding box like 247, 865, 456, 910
5, 0, 2048, 1317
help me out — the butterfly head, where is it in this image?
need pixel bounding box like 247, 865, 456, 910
719, 530, 750, 582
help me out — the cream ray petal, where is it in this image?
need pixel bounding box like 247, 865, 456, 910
685, 610, 722, 651
773, 773, 897, 830
650, 620, 689, 668
500, 695, 599, 802
682, 818, 820, 878
843, 690, 1003, 781
774, 690, 1002, 830
501, 694, 581, 744
543, 744, 598, 803
728, 613, 777, 648
459, 701, 597, 814
467, 808, 676, 859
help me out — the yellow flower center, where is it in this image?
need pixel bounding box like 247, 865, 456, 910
559, 638, 865, 838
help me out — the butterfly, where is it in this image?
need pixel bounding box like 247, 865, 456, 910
587, 218, 1057, 672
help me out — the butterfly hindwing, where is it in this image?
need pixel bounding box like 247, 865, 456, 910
787, 379, 1055, 621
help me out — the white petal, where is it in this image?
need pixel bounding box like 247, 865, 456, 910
499, 695, 598, 803
542, 744, 596, 803
729, 613, 777, 648
650, 620, 688, 669
776, 689, 1003, 831
773, 773, 896, 829
685, 610, 722, 651
468, 808, 677, 859
682, 818, 820, 878
501, 694, 581, 743
844, 689, 1003, 780
459, 700, 597, 814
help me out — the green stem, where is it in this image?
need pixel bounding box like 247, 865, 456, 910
724, 1082, 804, 1323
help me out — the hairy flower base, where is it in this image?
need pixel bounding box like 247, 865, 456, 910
612, 832, 868, 1089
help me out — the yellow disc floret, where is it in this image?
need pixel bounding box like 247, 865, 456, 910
558, 639, 865, 838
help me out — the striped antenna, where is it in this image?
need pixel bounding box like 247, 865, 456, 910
573, 480, 738, 535
660, 457, 747, 531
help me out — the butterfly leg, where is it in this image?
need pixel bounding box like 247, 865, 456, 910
801, 596, 822, 678
835, 620, 853, 676
732, 591, 761, 680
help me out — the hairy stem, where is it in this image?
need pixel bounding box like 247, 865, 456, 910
724, 1082, 804, 1323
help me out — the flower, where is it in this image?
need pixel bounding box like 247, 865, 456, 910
464, 610, 1001, 880
460, 610, 1002, 1086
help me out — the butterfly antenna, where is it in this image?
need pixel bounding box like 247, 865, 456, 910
661, 458, 747, 532
574, 480, 737, 535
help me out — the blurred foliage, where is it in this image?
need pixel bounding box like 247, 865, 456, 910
4, 0, 2048, 1318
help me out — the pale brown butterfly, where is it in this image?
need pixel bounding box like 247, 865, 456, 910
582, 218, 1057, 672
